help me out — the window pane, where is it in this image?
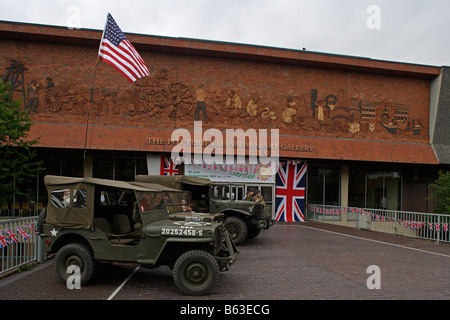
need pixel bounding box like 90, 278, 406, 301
61, 156, 83, 177
115, 158, 135, 181
307, 166, 324, 204
366, 172, 385, 209
136, 158, 148, 176
93, 158, 113, 179
385, 172, 402, 210
51, 189, 71, 208
73, 189, 86, 208
348, 167, 366, 208
324, 167, 340, 206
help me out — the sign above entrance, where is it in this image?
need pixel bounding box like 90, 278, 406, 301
185, 162, 275, 184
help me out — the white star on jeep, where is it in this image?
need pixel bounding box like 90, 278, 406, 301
50, 228, 58, 237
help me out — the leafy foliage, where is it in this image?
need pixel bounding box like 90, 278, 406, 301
0, 80, 42, 206
428, 170, 450, 215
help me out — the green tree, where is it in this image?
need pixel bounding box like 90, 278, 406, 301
427, 170, 450, 215
0, 80, 42, 207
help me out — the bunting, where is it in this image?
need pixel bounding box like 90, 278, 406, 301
0, 224, 38, 249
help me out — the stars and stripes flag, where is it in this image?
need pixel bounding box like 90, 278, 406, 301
160, 155, 179, 175
275, 161, 307, 222
98, 13, 150, 83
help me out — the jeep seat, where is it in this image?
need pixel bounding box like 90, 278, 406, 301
114, 215, 132, 234
94, 218, 112, 234
112, 215, 141, 245
94, 216, 137, 245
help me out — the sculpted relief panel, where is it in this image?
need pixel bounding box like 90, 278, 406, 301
2, 60, 427, 142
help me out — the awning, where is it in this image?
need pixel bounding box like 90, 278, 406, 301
29, 122, 439, 165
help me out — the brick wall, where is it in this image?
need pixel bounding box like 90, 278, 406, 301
0, 22, 441, 163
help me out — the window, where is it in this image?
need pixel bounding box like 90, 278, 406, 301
51, 188, 86, 208
348, 168, 402, 210
99, 190, 129, 207
115, 158, 135, 181
138, 192, 165, 212
51, 189, 71, 208
73, 189, 86, 208
307, 165, 340, 206
93, 156, 148, 180
212, 185, 231, 200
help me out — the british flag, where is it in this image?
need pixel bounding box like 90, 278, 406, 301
160, 155, 179, 175
4, 229, 18, 244
16, 227, 31, 240
275, 161, 307, 222
0, 231, 9, 248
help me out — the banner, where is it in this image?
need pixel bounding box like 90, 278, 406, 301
275, 161, 307, 222
185, 161, 275, 184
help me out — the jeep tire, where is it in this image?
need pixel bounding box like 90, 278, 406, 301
55, 243, 95, 286
224, 216, 248, 245
173, 250, 219, 296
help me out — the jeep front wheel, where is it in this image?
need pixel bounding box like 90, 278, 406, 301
55, 243, 95, 286
173, 250, 219, 296
224, 216, 248, 245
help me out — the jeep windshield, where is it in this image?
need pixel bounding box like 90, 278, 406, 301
137, 191, 189, 214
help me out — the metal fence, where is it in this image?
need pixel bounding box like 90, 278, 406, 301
0, 209, 40, 218
0, 216, 41, 276
306, 204, 450, 243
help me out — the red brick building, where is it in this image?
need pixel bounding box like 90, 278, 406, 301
1, 20, 449, 215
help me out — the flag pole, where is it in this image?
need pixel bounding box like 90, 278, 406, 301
83, 14, 108, 160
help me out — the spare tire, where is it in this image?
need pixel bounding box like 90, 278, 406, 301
37, 207, 47, 235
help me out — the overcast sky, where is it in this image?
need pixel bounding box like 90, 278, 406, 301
1, 0, 450, 66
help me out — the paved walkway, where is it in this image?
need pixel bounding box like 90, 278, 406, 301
1, 221, 449, 302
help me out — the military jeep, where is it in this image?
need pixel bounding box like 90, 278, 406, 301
135, 175, 274, 245
39, 175, 238, 296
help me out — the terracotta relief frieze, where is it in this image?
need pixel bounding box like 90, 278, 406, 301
2, 61, 427, 142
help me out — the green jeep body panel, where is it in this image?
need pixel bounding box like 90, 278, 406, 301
40, 175, 238, 295
135, 175, 274, 245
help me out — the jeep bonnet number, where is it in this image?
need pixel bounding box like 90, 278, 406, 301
161, 221, 210, 237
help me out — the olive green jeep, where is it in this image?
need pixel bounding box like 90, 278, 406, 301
135, 175, 274, 245
39, 175, 238, 296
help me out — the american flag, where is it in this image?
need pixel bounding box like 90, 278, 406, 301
160, 155, 179, 175
98, 13, 150, 83
275, 161, 307, 222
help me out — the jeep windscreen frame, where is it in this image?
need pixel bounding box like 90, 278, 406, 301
162, 192, 189, 213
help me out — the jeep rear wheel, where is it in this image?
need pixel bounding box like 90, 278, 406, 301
55, 243, 95, 286
173, 250, 219, 296
224, 216, 248, 245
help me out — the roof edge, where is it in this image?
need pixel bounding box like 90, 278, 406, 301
0, 20, 442, 79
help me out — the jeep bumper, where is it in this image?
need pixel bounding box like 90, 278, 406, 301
216, 228, 239, 271
255, 216, 275, 229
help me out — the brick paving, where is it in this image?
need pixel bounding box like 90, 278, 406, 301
1, 221, 450, 301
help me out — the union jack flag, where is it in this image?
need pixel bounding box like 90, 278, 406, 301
275, 161, 307, 222
0, 231, 9, 248
15, 227, 31, 240
160, 155, 179, 175
4, 229, 18, 244
435, 223, 441, 232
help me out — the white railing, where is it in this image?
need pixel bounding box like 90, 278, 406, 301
0, 209, 40, 218
0, 216, 41, 275
306, 204, 450, 243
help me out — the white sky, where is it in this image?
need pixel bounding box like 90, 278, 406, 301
1, 0, 450, 66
